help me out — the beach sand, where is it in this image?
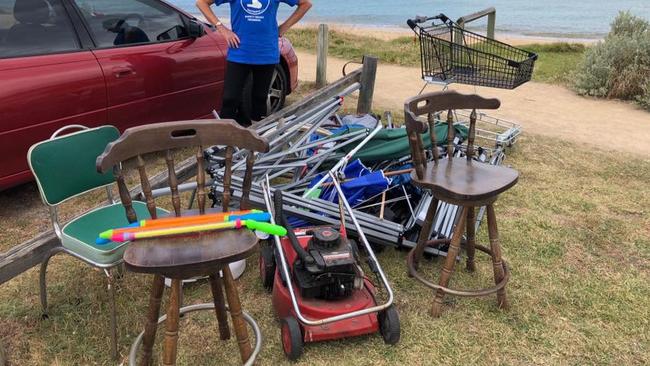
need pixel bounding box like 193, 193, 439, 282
294, 50, 650, 157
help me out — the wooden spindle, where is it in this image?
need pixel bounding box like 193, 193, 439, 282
165, 150, 181, 217
137, 155, 157, 219
240, 151, 255, 210
446, 109, 454, 157
222, 146, 234, 212
407, 130, 425, 179
114, 165, 137, 223
196, 146, 206, 215
427, 113, 439, 164
467, 109, 477, 161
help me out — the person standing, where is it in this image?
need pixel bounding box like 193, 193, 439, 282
197, 0, 312, 127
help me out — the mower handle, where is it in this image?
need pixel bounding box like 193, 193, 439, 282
274, 190, 315, 265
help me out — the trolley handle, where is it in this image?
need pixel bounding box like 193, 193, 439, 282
407, 13, 449, 30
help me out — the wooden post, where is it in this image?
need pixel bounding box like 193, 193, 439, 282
456, 7, 497, 40
316, 24, 329, 88
487, 11, 496, 39
356, 55, 378, 115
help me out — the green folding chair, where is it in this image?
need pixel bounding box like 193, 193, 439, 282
27, 125, 167, 359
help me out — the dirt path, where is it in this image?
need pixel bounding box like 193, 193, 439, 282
296, 50, 650, 157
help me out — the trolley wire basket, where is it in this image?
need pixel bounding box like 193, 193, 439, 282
408, 14, 538, 89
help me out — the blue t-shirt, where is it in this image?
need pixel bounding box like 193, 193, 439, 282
215, 0, 299, 65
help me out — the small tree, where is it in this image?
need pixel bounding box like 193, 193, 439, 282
573, 11, 650, 110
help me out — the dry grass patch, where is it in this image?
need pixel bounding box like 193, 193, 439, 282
0, 125, 649, 365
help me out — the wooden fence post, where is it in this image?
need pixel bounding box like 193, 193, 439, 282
456, 7, 497, 40
356, 55, 378, 115
487, 11, 496, 39
316, 24, 329, 88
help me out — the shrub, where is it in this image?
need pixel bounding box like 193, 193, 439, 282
573, 12, 650, 110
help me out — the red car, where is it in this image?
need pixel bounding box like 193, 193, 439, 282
0, 0, 298, 190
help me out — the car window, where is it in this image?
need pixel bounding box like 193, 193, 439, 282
0, 0, 79, 58
73, 0, 188, 48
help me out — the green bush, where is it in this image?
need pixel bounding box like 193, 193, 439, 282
573, 11, 650, 110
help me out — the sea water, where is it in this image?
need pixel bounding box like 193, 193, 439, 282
172, 0, 650, 39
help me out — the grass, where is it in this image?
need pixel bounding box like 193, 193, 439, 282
0, 121, 648, 365
286, 28, 587, 85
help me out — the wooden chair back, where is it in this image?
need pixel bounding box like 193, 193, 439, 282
404, 90, 500, 180
96, 120, 269, 223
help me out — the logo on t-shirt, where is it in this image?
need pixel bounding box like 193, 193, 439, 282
240, 0, 270, 15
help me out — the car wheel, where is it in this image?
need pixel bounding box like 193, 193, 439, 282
267, 64, 288, 115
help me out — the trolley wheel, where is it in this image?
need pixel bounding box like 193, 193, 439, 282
259, 242, 275, 291
378, 305, 400, 345
281, 316, 303, 361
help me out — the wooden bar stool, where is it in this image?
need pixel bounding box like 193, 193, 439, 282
404, 91, 518, 317
97, 120, 269, 365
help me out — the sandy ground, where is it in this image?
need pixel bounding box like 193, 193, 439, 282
294, 22, 601, 45
295, 50, 650, 157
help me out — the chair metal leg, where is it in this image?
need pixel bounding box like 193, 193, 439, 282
486, 204, 509, 310
209, 273, 231, 340
162, 279, 182, 366
140, 274, 165, 366
104, 269, 119, 360
465, 206, 477, 272
431, 207, 468, 318
222, 265, 253, 363
39, 247, 65, 319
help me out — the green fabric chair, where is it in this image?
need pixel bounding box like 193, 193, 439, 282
27, 125, 167, 359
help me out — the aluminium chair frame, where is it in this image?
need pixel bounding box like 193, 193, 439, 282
31, 125, 122, 360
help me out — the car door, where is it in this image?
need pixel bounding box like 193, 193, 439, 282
0, 0, 106, 190
70, 0, 226, 128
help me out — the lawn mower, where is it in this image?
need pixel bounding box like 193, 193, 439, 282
260, 174, 400, 360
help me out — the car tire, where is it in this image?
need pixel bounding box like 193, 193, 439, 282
242, 64, 288, 122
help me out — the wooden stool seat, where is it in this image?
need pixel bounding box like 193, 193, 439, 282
411, 157, 519, 204
124, 229, 258, 278
404, 91, 515, 318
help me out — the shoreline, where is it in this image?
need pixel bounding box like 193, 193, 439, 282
191, 13, 602, 45
292, 21, 602, 45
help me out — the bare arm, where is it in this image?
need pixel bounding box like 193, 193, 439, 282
279, 0, 312, 37
195, 0, 240, 48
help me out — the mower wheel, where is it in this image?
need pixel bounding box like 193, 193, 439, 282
378, 305, 401, 345
281, 316, 303, 361
259, 242, 275, 291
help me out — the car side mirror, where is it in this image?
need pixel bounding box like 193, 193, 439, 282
187, 19, 204, 38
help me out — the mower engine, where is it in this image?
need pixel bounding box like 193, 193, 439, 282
293, 227, 363, 300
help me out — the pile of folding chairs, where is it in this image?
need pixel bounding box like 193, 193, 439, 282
206, 90, 521, 256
